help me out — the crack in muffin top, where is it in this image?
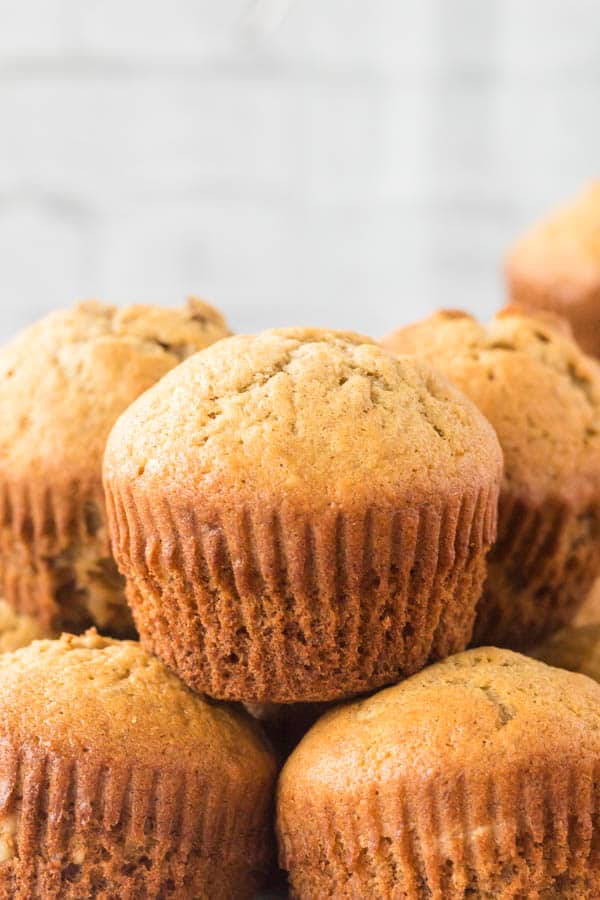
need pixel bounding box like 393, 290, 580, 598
104, 327, 502, 511
279, 647, 600, 793
383, 309, 600, 506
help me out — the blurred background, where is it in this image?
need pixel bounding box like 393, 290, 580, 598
0, 0, 599, 340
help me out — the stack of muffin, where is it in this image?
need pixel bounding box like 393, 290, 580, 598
1, 185, 600, 899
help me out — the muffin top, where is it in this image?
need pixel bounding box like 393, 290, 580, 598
280, 647, 600, 797
0, 631, 274, 775
507, 181, 600, 302
382, 308, 600, 506
0, 298, 229, 487
532, 623, 600, 683
0, 599, 51, 653
104, 327, 502, 513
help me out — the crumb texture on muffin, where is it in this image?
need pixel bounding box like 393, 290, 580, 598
105, 327, 500, 508
383, 308, 600, 505
0, 632, 276, 899
278, 647, 600, 899
104, 328, 502, 703
383, 308, 600, 646
0, 298, 230, 634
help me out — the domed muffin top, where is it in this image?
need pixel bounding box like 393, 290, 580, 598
104, 327, 501, 513
0, 298, 229, 485
0, 631, 273, 774
508, 181, 600, 298
383, 308, 600, 506
280, 647, 600, 795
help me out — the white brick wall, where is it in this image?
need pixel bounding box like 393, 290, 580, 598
0, 0, 599, 341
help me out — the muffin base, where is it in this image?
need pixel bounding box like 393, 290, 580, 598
278, 759, 600, 900
0, 479, 131, 636
0, 742, 273, 900
472, 494, 600, 649
108, 481, 498, 703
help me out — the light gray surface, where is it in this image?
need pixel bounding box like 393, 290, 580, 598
0, 1, 599, 341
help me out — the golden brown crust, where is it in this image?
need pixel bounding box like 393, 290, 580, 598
383, 308, 600, 507
105, 328, 501, 511
104, 328, 502, 703
0, 632, 276, 899
506, 182, 600, 356
278, 647, 600, 899
383, 308, 600, 647
497, 302, 576, 339
0, 298, 230, 633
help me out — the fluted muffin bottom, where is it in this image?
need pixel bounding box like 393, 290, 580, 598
0, 633, 277, 899
277, 649, 600, 900
280, 762, 600, 899
0, 746, 271, 900
473, 494, 600, 648
110, 485, 497, 703
0, 479, 130, 635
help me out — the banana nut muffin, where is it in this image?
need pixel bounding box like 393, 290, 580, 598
0, 298, 229, 635
0, 631, 276, 899
383, 308, 600, 648
507, 181, 600, 356
278, 647, 600, 900
532, 623, 600, 682
104, 327, 502, 704
0, 598, 51, 653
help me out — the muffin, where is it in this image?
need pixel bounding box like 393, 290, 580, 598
0, 631, 276, 899
278, 647, 600, 899
507, 181, 600, 356
104, 328, 502, 704
532, 623, 600, 682
0, 599, 52, 653
0, 298, 229, 635
383, 308, 600, 647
